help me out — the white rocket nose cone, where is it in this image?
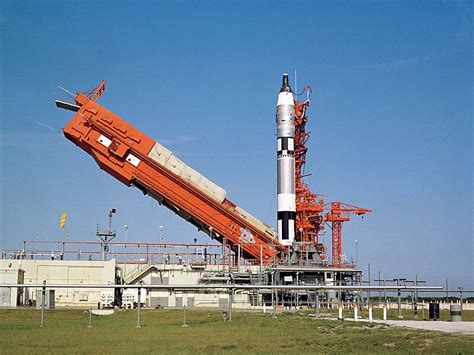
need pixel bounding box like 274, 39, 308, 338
280, 73, 291, 93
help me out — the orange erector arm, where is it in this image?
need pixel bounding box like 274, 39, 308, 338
60, 82, 285, 261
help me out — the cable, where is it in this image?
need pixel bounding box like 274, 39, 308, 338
292, 85, 312, 98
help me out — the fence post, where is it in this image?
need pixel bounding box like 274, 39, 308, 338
228, 288, 233, 322
383, 302, 387, 320
368, 303, 373, 323
316, 291, 320, 317
182, 305, 188, 327
271, 286, 276, 319
136, 286, 142, 328
354, 302, 358, 321
40, 280, 46, 328
397, 287, 402, 318
88, 308, 93, 328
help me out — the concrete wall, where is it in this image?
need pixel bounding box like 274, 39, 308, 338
0, 259, 116, 308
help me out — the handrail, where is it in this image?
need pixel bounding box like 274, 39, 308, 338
0, 283, 444, 291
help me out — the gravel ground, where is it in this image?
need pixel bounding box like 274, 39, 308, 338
373, 320, 474, 335
336, 317, 474, 335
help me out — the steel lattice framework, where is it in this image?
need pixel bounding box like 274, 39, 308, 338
293, 88, 371, 266
294, 96, 325, 256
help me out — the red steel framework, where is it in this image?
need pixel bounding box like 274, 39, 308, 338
293, 87, 371, 266
324, 202, 371, 267
294, 94, 325, 252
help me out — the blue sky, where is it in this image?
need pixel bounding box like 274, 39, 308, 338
0, 1, 472, 288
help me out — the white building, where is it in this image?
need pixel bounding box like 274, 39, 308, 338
0, 259, 115, 308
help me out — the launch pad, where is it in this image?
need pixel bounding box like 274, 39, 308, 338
3, 238, 363, 309
2, 75, 370, 309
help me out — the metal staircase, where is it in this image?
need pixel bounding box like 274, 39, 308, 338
123, 264, 155, 284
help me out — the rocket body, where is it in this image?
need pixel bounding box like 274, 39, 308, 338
276, 74, 296, 246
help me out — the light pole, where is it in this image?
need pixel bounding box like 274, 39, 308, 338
97, 208, 117, 261
123, 224, 129, 279
194, 238, 198, 262
123, 224, 128, 262
108, 209, 116, 230
354, 240, 358, 267
159, 225, 165, 243
159, 226, 165, 264
391, 278, 407, 318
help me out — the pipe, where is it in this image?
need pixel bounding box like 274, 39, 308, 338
0, 283, 443, 291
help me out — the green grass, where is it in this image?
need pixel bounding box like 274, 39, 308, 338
0, 309, 472, 354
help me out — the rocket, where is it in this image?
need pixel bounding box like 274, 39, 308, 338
276, 74, 296, 246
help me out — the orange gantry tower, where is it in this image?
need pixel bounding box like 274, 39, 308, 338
293, 87, 371, 266
294, 95, 325, 253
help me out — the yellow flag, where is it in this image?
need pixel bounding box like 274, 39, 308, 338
60, 212, 67, 229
